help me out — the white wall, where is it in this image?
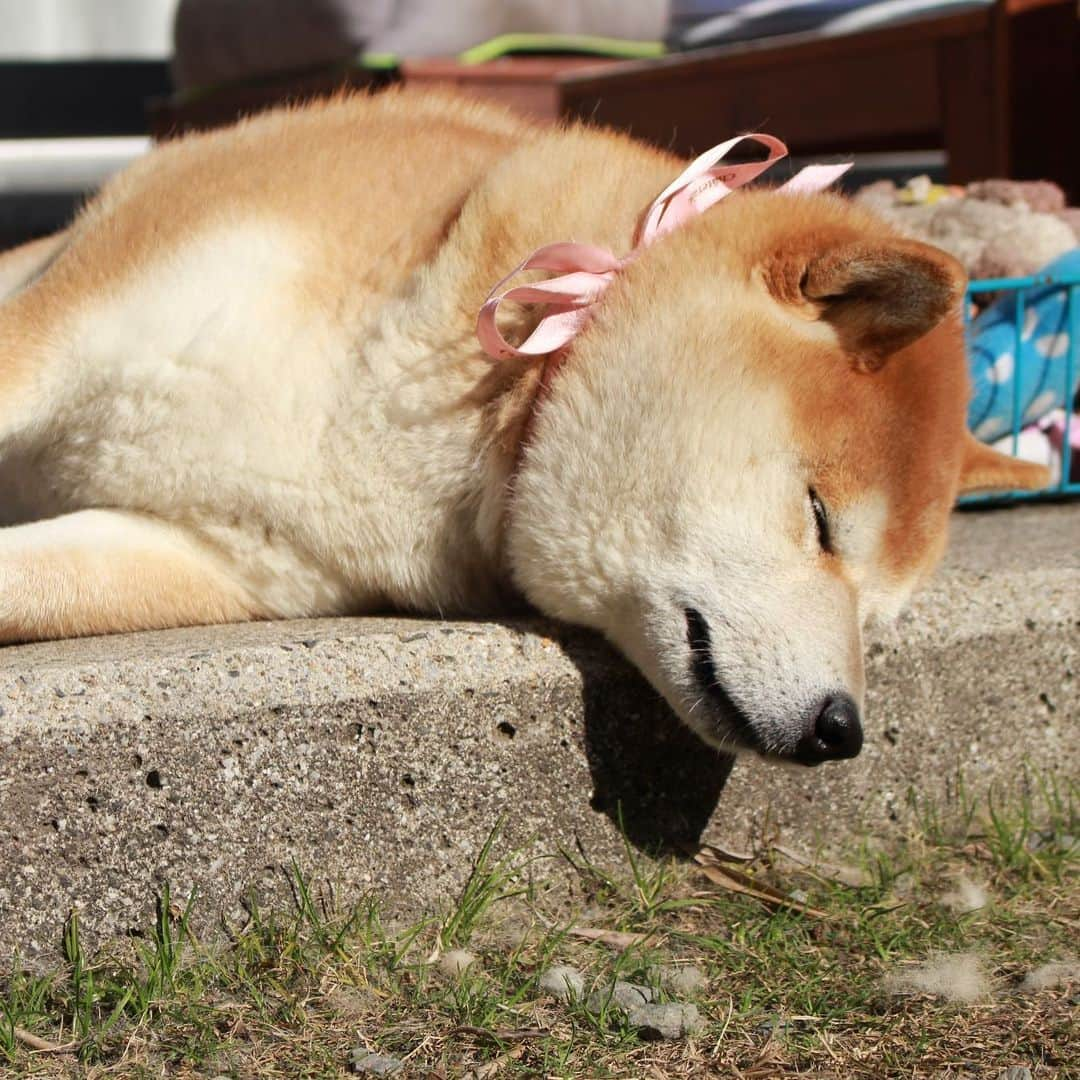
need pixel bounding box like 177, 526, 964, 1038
0, 0, 179, 60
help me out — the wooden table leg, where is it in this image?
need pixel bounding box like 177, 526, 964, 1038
1004, 0, 1079, 201
938, 10, 1010, 184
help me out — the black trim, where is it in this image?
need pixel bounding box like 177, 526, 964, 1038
0, 61, 171, 138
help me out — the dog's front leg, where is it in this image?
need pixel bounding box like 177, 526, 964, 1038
0, 509, 257, 643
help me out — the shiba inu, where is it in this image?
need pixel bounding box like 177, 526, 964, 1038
0, 90, 1045, 764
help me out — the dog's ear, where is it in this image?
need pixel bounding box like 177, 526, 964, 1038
766, 237, 965, 370
957, 433, 1051, 494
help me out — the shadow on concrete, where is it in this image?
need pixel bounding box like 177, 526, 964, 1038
549, 624, 733, 854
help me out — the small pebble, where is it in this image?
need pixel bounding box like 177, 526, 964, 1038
539, 964, 585, 1001
586, 980, 656, 1015
350, 1050, 403, 1076
995, 1068, 1032, 1080
584, 982, 700, 1040
627, 1002, 703, 1040
659, 964, 707, 997
438, 949, 477, 978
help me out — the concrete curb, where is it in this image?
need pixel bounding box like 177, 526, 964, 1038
1, 505, 1076, 966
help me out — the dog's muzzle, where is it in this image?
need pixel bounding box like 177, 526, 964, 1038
684, 606, 864, 763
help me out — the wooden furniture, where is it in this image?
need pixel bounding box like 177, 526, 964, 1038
406, 0, 1078, 199
399, 55, 621, 119
149, 0, 1078, 198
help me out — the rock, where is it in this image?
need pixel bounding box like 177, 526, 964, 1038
0, 505, 1075, 966
350, 1049, 403, 1076
659, 963, 707, 997
438, 949, 477, 978
627, 1002, 704, 1040
585, 981, 701, 1039
586, 980, 656, 1015
539, 964, 585, 1002
994, 1068, 1032, 1080
612, 981, 657, 1009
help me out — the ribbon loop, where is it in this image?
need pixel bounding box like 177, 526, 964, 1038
476, 133, 852, 360
636, 132, 789, 245
779, 162, 853, 195
475, 245, 623, 360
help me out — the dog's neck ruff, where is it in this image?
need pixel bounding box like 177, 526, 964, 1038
475, 133, 851, 362
478, 133, 851, 550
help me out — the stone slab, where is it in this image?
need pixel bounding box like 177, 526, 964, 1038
0, 504, 1076, 966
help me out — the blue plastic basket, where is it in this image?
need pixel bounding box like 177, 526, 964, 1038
962, 267, 1080, 505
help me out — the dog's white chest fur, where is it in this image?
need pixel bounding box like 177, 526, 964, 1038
23, 218, 500, 619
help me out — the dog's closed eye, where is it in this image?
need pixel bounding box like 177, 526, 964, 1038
809, 487, 832, 554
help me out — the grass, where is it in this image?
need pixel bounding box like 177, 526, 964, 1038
1, 776, 1077, 1078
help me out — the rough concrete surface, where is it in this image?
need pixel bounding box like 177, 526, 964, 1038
0, 505, 1077, 965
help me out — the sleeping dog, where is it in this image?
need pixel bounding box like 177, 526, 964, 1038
0, 90, 1044, 763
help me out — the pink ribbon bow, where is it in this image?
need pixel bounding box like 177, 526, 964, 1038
476, 133, 852, 360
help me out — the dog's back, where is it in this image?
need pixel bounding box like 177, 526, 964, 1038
0, 93, 541, 635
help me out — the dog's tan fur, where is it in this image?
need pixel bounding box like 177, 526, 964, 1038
0, 89, 1044, 758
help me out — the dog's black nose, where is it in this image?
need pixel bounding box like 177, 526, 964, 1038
797, 694, 863, 764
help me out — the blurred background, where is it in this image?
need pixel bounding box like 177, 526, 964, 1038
0, 0, 1076, 249
0, 0, 174, 245
0, 1, 1076, 478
